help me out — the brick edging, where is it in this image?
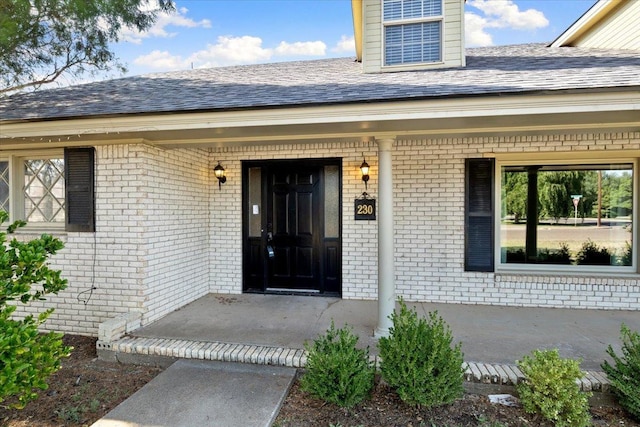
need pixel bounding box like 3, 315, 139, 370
97, 337, 610, 393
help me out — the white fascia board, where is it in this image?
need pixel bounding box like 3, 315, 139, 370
1, 90, 638, 143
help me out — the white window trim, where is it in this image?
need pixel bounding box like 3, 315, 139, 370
380, 0, 445, 70
1, 150, 66, 232
494, 157, 638, 275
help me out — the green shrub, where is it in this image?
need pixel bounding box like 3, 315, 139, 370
617, 241, 633, 266
576, 239, 611, 265
602, 324, 640, 420
517, 349, 591, 427
300, 321, 374, 408
504, 247, 525, 263
378, 300, 464, 408
538, 243, 572, 264
0, 211, 71, 409
505, 244, 572, 264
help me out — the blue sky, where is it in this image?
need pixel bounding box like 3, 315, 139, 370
109, 0, 596, 78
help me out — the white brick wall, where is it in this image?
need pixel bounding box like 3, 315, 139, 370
135, 145, 211, 324
392, 132, 640, 309
10, 132, 640, 337
11, 144, 211, 335
210, 132, 640, 310
209, 141, 379, 299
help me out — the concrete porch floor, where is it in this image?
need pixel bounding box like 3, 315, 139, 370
126, 293, 638, 372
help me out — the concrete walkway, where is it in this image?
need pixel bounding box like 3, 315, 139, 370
94, 294, 640, 426
92, 360, 295, 427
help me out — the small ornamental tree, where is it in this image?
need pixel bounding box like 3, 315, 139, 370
0, 211, 71, 409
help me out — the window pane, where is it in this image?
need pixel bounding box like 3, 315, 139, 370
383, 0, 442, 21
324, 165, 340, 238
248, 167, 262, 237
384, 22, 441, 65
500, 164, 633, 267
0, 161, 8, 213
383, 0, 402, 20
24, 158, 65, 223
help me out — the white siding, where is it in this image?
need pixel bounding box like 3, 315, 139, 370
575, 1, 640, 50
362, 0, 465, 73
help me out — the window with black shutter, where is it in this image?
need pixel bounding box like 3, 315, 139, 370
465, 158, 494, 271
64, 147, 95, 232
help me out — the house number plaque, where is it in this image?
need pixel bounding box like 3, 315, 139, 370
354, 198, 376, 220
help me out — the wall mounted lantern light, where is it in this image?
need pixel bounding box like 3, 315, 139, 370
360, 158, 370, 191
214, 161, 226, 189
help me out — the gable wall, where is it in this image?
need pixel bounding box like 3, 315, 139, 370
574, 0, 640, 50
362, 0, 465, 73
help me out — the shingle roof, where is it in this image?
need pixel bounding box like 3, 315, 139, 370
1, 43, 639, 122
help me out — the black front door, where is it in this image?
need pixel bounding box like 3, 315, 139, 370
243, 159, 341, 295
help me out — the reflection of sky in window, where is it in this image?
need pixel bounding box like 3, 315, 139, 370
604, 170, 632, 177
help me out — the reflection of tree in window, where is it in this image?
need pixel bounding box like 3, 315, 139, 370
501, 164, 633, 267
24, 159, 65, 223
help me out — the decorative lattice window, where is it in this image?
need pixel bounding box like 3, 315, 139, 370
23, 158, 65, 223
0, 161, 8, 213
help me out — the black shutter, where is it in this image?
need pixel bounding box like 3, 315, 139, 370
465, 158, 494, 272
65, 147, 95, 232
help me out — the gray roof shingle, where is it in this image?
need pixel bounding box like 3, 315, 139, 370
1, 43, 639, 122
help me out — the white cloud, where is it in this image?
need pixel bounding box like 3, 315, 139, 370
465, 13, 493, 47
465, 0, 549, 47
133, 50, 187, 70
187, 35, 274, 68
121, 6, 211, 44
274, 41, 326, 56
133, 35, 337, 71
332, 35, 356, 54
467, 0, 549, 30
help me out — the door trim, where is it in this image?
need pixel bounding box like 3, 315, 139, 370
241, 158, 342, 296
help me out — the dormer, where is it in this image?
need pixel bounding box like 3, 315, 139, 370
352, 0, 465, 73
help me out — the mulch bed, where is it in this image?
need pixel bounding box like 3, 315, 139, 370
275, 374, 640, 427
1, 335, 638, 427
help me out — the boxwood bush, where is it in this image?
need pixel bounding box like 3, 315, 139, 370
602, 324, 640, 420
300, 321, 374, 408
517, 349, 591, 427
378, 299, 464, 408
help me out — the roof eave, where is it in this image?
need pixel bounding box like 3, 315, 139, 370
1, 87, 638, 150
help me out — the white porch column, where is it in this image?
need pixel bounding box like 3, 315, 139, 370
375, 138, 395, 337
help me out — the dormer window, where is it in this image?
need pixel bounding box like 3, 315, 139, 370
383, 0, 443, 66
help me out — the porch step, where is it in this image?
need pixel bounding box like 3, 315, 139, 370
97, 336, 611, 393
